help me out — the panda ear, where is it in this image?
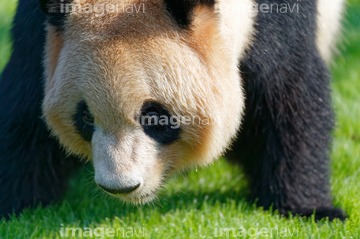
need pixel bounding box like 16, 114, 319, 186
39, 0, 72, 30
39, 0, 60, 14
39, 0, 73, 14
164, 0, 216, 28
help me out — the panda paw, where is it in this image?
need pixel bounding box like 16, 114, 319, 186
282, 207, 346, 222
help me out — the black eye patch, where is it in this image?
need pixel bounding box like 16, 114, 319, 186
73, 101, 95, 142
164, 0, 216, 28
139, 102, 181, 145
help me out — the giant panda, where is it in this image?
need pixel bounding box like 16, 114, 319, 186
0, 0, 346, 220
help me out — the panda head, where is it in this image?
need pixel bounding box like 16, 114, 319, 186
41, 0, 253, 203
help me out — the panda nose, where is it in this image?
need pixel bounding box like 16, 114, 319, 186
98, 183, 140, 195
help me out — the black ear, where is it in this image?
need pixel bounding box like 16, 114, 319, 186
39, 0, 72, 30
164, 0, 216, 28
40, 0, 60, 14
39, 0, 50, 13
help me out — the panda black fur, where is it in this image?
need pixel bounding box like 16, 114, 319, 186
0, 0, 81, 217
0, 0, 345, 221
230, 0, 345, 220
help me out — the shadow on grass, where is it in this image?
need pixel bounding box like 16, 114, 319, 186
6, 162, 257, 227
59, 163, 252, 222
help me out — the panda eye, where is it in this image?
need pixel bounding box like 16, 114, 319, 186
143, 111, 159, 126
140, 101, 180, 145
82, 110, 94, 126
74, 101, 95, 142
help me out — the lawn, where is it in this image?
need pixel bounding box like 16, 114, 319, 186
0, 0, 360, 238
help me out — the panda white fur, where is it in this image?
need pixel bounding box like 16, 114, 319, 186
317, 0, 344, 63
0, 0, 345, 220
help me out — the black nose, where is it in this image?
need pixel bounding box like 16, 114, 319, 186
98, 183, 140, 195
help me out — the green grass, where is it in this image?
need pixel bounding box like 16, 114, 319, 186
1, 0, 360, 238
0, 0, 16, 71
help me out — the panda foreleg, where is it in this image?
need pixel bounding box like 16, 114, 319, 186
227, 0, 345, 221
230, 56, 345, 221
0, 0, 81, 218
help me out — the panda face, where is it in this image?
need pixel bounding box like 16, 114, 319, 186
42, 0, 254, 203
